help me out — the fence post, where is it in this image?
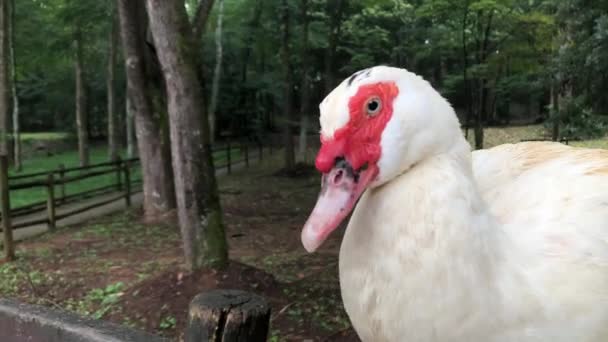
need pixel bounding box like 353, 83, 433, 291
124, 160, 131, 207
115, 156, 123, 191
226, 141, 231, 174
1, 155, 15, 261
185, 290, 270, 342
58, 164, 66, 203
46, 174, 56, 230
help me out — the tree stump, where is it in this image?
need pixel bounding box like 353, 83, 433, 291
185, 290, 270, 342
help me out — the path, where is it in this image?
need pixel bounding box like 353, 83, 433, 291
2, 152, 264, 245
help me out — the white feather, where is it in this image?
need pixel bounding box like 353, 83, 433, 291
322, 66, 608, 341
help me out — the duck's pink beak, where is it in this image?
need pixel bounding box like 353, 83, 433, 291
301, 160, 378, 253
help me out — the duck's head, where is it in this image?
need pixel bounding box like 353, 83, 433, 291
301, 66, 463, 252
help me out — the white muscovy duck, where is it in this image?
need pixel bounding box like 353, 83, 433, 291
301, 66, 608, 341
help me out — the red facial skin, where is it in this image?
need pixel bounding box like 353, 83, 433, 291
315, 82, 400, 173
301, 82, 400, 252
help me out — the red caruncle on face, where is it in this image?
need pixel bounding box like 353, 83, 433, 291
315, 82, 400, 173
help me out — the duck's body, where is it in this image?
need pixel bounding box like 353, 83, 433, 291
340, 140, 608, 341
301, 66, 608, 341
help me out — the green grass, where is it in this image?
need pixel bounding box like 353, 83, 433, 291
20, 132, 71, 142
9, 147, 119, 177
570, 138, 608, 149
464, 124, 608, 149
9, 147, 141, 208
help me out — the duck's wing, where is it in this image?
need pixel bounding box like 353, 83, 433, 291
472, 141, 608, 327
472, 141, 608, 228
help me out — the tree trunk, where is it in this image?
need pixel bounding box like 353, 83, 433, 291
474, 78, 486, 150
472, 10, 493, 150
8, 0, 18, 171
550, 79, 559, 141
324, 0, 344, 93
186, 290, 271, 342
240, 0, 263, 85
125, 91, 136, 158
74, 27, 89, 167
281, 0, 295, 171
117, 0, 175, 219
145, 0, 228, 270
298, 0, 310, 161
107, 9, 119, 162
462, 3, 471, 139
191, 0, 215, 38
0, 0, 10, 158
208, 0, 223, 145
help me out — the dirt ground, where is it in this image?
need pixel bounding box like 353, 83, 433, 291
0, 157, 360, 341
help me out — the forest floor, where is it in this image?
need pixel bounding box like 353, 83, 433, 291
0, 155, 358, 341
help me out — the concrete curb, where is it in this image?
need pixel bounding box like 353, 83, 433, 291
0, 298, 168, 342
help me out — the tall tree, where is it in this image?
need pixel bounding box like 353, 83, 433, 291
117, 0, 176, 219
74, 25, 89, 166
125, 91, 136, 158
207, 0, 224, 144
145, 0, 228, 270
191, 0, 215, 38
281, 0, 295, 170
298, 0, 310, 161
8, 0, 18, 171
0, 0, 9, 158
0, 0, 14, 262
324, 0, 344, 93
240, 0, 263, 85
107, 5, 119, 162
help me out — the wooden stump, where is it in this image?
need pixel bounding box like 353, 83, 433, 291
185, 290, 270, 342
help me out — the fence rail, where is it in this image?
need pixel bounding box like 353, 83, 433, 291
1, 140, 271, 259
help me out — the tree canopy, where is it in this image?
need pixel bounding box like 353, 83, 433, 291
11, 0, 608, 145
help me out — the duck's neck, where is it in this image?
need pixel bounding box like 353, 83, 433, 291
340, 138, 528, 337
355, 138, 507, 270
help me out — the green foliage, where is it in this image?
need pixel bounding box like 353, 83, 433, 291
15, 0, 124, 134
159, 315, 177, 330
88, 282, 125, 319
13, 0, 608, 142
546, 96, 608, 139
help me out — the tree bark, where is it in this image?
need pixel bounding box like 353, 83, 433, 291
117, 0, 176, 219
74, 27, 89, 167
240, 0, 263, 85
191, 0, 215, 38
462, 1, 471, 139
298, 0, 310, 161
8, 0, 18, 171
281, 0, 295, 171
125, 91, 136, 158
473, 10, 494, 150
208, 0, 223, 145
0, 2, 14, 263
145, 0, 228, 270
186, 290, 271, 342
0, 0, 10, 158
324, 0, 344, 93
107, 8, 119, 162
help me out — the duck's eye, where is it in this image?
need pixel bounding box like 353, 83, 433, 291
366, 97, 382, 116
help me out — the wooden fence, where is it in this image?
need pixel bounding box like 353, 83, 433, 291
0, 156, 140, 240
0, 140, 270, 259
